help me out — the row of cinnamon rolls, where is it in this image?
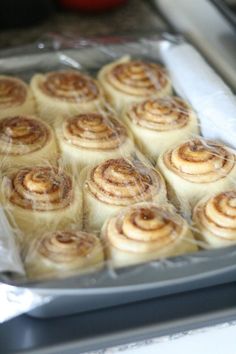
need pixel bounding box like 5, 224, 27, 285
0, 57, 198, 165
1, 160, 196, 278
1, 150, 236, 279
24, 188, 236, 278
0, 56, 172, 120
1, 57, 236, 280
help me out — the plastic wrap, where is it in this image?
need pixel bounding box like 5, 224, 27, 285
1, 33, 236, 322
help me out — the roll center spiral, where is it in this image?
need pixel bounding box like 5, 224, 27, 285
25, 171, 53, 193
56, 234, 74, 243
115, 206, 182, 244
0, 79, 26, 106
64, 113, 125, 150
108, 61, 167, 95
41, 71, 99, 102
128, 97, 189, 131
164, 139, 235, 182
5, 121, 31, 138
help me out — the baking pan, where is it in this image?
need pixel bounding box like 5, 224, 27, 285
1, 281, 236, 354
2, 35, 236, 319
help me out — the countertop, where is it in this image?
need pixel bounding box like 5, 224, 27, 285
0, 0, 167, 49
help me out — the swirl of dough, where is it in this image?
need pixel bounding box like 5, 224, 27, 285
40, 71, 100, 103
193, 191, 236, 243
0, 116, 50, 155
7, 166, 73, 211
0, 76, 27, 109
104, 203, 187, 253
163, 139, 235, 183
0, 77, 27, 108
24, 230, 104, 278
62, 113, 127, 150
127, 97, 190, 131
38, 231, 98, 263
106, 60, 169, 96
86, 158, 165, 206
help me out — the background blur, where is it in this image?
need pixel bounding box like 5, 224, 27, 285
0, 0, 167, 49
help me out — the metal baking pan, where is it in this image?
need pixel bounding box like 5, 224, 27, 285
1, 281, 236, 354
2, 34, 236, 319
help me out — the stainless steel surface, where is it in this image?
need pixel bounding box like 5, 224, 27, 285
211, 0, 236, 28
155, 0, 236, 90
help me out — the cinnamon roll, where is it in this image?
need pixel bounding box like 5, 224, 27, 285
158, 139, 236, 210
1, 166, 82, 236
0, 75, 35, 119
102, 202, 197, 267
0, 115, 58, 171
123, 96, 199, 161
55, 112, 135, 172
98, 56, 172, 112
83, 157, 167, 230
31, 70, 104, 123
193, 191, 236, 248
24, 230, 104, 279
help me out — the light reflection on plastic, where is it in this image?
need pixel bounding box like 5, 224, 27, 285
0, 283, 51, 323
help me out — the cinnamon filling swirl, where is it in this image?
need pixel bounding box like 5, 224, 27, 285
63, 113, 127, 150
163, 139, 235, 183
86, 158, 164, 205
0, 77, 27, 108
127, 97, 190, 131
40, 71, 100, 103
195, 191, 236, 240
38, 231, 97, 263
7, 167, 73, 211
105, 204, 185, 253
106, 61, 168, 96
0, 116, 49, 155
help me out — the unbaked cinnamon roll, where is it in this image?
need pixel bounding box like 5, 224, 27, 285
24, 230, 104, 279
1, 166, 82, 237
158, 139, 236, 211
55, 112, 135, 172
0, 75, 35, 119
193, 191, 236, 248
123, 96, 199, 161
83, 157, 167, 230
98, 56, 172, 112
0, 115, 58, 171
102, 202, 197, 267
31, 70, 104, 123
